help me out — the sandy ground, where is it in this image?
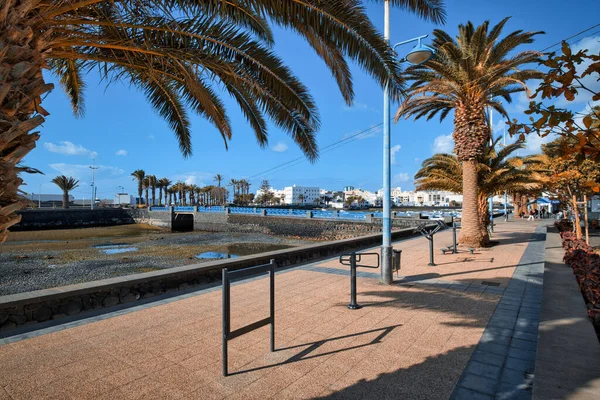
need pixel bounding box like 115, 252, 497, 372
0, 225, 312, 296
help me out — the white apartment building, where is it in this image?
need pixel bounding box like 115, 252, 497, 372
255, 187, 286, 202
283, 185, 320, 205
344, 188, 377, 205
393, 190, 463, 206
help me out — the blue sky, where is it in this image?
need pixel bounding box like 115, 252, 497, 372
23, 0, 600, 200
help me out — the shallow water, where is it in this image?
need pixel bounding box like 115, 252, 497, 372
94, 244, 139, 254
196, 251, 239, 260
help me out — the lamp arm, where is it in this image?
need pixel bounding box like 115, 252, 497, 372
392, 34, 429, 51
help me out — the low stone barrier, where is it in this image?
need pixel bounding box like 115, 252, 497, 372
10, 209, 135, 231
0, 226, 430, 333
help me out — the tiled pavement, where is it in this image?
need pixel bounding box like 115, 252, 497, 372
0, 218, 541, 399
451, 225, 546, 400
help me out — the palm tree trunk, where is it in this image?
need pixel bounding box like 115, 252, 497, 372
151, 188, 156, 206
63, 191, 69, 209
478, 194, 491, 238
158, 188, 163, 206
145, 189, 149, 207
137, 182, 143, 206
460, 160, 487, 247
0, 8, 54, 243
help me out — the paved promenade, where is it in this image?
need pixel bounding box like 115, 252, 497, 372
1, 219, 541, 399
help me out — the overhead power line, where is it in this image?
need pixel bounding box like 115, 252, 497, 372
245, 23, 600, 182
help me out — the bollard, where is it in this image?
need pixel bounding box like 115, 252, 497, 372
428, 234, 435, 266
452, 223, 458, 254
348, 253, 362, 309
393, 249, 402, 277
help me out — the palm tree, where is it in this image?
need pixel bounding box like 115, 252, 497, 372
51, 175, 79, 209
298, 194, 305, 205
131, 170, 145, 207
229, 178, 239, 202
415, 137, 546, 234
142, 176, 150, 207
147, 175, 157, 206
396, 18, 543, 246
157, 178, 171, 206
214, 174, 224, 188
0, 1, 445, 243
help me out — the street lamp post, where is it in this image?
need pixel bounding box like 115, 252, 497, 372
381, 3, 435, 284
89, 159, 99, 210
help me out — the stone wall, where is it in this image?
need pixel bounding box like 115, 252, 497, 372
0, 227, 431, 333
128, 208, 172, 228
10, 209, 135, 231
226, 214, 424, 240
129, 208, 428, 240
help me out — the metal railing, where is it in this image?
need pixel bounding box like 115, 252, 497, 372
339, 252, 380, 309
414, 220, 447, 266
222, 260, 275, 377
148, 206, 169, 211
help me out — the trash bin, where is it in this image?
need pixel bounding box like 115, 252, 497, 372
392, 249, 402, 276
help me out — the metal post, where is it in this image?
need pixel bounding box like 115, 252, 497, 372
269, 260, 275, 352
90, 159, 99, 210
222, 268, 230, 377
584, 195, 589, 245
381, 0, 393, 285
428, 235, 435, 266
348, 253, 362, 309
452, 223, 458, 254
504, 191, 508, 221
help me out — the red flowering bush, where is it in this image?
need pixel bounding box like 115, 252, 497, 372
560, 229, 600, 327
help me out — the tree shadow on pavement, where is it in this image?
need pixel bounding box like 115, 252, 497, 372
314, 345, 476, 400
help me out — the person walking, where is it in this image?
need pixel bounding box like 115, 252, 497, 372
528, 209, 535, 221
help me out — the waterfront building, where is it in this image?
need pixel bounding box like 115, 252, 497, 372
283, 185, 320, 205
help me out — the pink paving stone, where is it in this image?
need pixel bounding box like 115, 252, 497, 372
0, 219, 537, 399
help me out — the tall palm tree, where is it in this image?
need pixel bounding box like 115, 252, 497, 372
159, 178, 171, 206
147, 175, 157, 206
131, 170, 145, 207
194, 186, 202, 206
51, 175, 79, 209
0, 0, 446, 243
396, 18, 543, 246
142, 176, 150, 207
415, 137, 546, 233
214, 174, 224, 188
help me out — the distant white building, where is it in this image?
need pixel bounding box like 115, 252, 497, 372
114, 193, 136, 206
283, 185, 320, 205
344, 188, 377, 205
255, 187, 285, 203
393, 190, 463, 206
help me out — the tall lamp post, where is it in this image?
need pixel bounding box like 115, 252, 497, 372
381, 2, 435, 284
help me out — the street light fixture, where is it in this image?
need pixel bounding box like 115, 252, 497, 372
381, 2, 435, 285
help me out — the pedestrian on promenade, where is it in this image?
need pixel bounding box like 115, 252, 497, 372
528, 210, 535, 221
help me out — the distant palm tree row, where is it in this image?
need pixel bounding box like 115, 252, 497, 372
130, 171, 255, 207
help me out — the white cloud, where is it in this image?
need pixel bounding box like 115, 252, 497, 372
432, 134, 454, 154
49, 163, 124, 178
115, 149, 128, 156
271, 142, 288, 153
147, 134, 155, 140
391, 144, 401, 165
44, 141, 98, 158
171, 171, 213, 186
393, 172, 411, 184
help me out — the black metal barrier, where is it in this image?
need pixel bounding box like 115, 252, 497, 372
222, 259, 275, 376
339, 252, 380, 309
414, 221, 447, 266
